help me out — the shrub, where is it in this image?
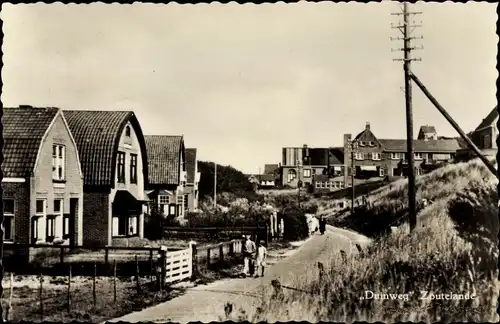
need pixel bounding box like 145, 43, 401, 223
281, 207, 309, 241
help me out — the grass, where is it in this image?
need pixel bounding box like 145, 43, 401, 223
222, 159, 499, 322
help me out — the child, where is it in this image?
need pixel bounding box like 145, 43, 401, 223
255, 241, 267, 278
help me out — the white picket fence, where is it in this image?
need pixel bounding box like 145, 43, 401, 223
164, 245, 193, 284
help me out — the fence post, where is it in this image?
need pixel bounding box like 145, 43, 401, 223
93, 262, 97, 308
189, 241, 198, 280
135, 255, 140, 294
39, 272, 44, 321
7, 273, 13, 321
113, 260, 117, 304
60, 247, 64, 266
67, 265, 72, 313
219, 243, 224, 262
207, 248, 211, 267
149, 249, 154, 282
160, 246, 167, 290
105, 247, 109, 266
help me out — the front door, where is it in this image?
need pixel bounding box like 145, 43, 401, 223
69, 198, 78, 246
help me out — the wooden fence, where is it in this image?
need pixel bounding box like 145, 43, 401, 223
164, 244, 193, 284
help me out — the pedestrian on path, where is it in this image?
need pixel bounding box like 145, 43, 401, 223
242, 235, 256, 278
255, 240, 267, 278
319, 216, 326, 235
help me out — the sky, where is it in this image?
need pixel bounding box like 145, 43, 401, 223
1, 2, 497, 174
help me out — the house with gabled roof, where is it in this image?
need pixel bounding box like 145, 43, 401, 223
418, 125, 438, 140
344, 121, 461, 185
64, 110, 148, 246
184, 148, 201, 212
144, 135, 187, 219
2, 106, 84, 249
456, 105, 498, 163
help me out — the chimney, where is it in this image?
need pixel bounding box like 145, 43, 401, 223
303, 144, 309, 158
365, 122, 370, 130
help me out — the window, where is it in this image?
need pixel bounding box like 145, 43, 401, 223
339, 182, 344, 189
169, 204, 176, 216
125, 126, 131, 137
416, 168, 423, 176
304, 169, 311, 178
414, 152, 423, 160
287, 170, 297, 182
184, 194, 189, 211
53, 199, 63, 240
63, 214, 71, 239
359, 141, 365, 146
372, 153, 381, 160
130, 154, 138, 184
312, 169, 317, 175
355, 152, 364, 160
315, 182, 320, 188
52, 144, 66, 181
483, 135, 491, 149
368, 141, 375, 147
3, 199, 15, 241
117, 152, 126, 183
379, 167, 385, 177
391, 153, 401, 160
33, 199, 46, 242
46, 216, 55, 242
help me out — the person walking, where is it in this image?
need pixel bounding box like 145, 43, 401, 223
319, 216, 326, 235
255, 240, 267, 278
242, 235, 256, 278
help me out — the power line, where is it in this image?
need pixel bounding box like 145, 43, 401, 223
390, 2, 423, 233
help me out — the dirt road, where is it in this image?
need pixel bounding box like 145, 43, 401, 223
107, 226, 370, 323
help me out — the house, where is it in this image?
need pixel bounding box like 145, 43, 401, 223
2, 106, 84, 250
281, 145, 345, 188
184, 148, 201, 213
64, 110, 148, 246
456, 106, 498, 162
417, 125, 438, 140
258, 174, 276, 189
344, 122, 461, 186
144, 135, 187, 219
263, 163, 281, 184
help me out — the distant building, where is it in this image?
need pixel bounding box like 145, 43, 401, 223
258, 174, 276, 189
456, 106, 498, 162
263, 163, 281, 184
281, 146, 344, 188
344, 122, 461, 186
418, 125, 438, 140
2, 106, 84, 250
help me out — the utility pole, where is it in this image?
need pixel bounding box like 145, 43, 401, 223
391, 2, 423, 233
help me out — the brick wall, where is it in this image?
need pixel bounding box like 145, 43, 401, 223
82, 192, 110, 246
2, 182, 31, 244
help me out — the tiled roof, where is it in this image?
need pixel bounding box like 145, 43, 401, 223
185, 148, 197, 184
145, 135, 184, 186
475, 105, 498, 131
419, 125, 437, 134
378, 139, 461, 153
2, 107, 59, 178
259, 174, 275, 182
264, 164, 279, 175
64, 110, 148, 187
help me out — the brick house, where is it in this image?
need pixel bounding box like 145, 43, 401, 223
64, 110, 149, 246
281, 146, 344, 188
184, 148, 201, 212
456, 106, 498, 163
144, 135, 187, 220
344, 122, 461, 186
2, 106, 84, 248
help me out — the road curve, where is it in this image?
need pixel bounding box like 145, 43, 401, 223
107, 226, 369, 323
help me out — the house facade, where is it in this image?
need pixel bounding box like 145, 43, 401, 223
184, 148, 201, 212
144, 135, 187, 220
344, 122, 461, 186
2, 106, 84, 250
64, 110, 148, 246
456, 106, 498, 163
281, 146, 344, 188
258, 174, 276, 188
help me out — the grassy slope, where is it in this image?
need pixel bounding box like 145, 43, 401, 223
234, 159, 499, 322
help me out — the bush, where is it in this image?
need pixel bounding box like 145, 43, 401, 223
281, 207, 309, 241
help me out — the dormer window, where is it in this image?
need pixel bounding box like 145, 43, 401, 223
125, 126, 131, 137
359, 141, 365, 147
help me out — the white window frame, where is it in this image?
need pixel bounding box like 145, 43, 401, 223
53, 199, 64, 240
372, 153, 381, 161
3, 199, 15, 242
355, 152, 365, 160
52, 144, 66, 181
359, 141, 365, 147
414, 152, 423, 160
315, 182, 320, 188
368, 141, 375, 147
287, 170, 297, 183
391, 152, 401, 160
379, 167, 385, 177
416, 167, 423, 176
34, 199, 47, 242
117, 151, 126, 183
304, 169, 311, 178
